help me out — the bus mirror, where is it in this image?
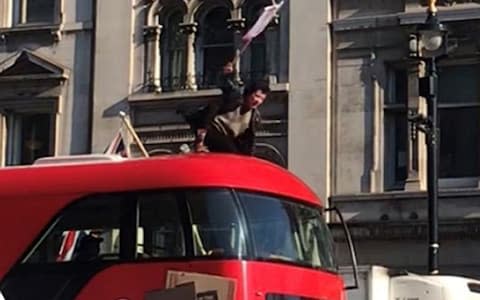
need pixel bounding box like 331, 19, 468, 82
325, 206, 359, 290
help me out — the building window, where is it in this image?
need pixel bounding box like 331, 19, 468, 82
438, 64, 480, 178
161, 10, 186, 91
246, 5, 267, 81
5, 111, 54, 166
12, 0, 57, 25
197, 7, 234, 89
384, 68, 408, 190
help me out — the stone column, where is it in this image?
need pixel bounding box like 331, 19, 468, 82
0, 0, 12, 27
144, 25, 162, 93
370, 65, 383, 192
227, 17, 245, 83
180, 22, 198, 91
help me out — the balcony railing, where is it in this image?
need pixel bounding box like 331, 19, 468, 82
157, 71, 280, 92
160, 76, 186, 92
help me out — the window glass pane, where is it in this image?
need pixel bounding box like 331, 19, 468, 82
393, 112, 407, 182
12, 0, 21, 24
384, 67, 407, 189
384, 110, 408, 188
386, 69, 407, 104
439, 107, 480, 178
139, 192, 185, 258
26, 0, 55, 23
239, 192, 336, 270
250, 38, 266, 81
6, 113, 53, 166
247, 6, 267, 81
162, 10, 186, 90
26, 195, 126, 264
438, 64, 480, 104
186, 189, 246, 258
200, 7, 234, 88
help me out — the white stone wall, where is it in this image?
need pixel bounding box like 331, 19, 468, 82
288, 0, 332, 203
91, 0, 134, 152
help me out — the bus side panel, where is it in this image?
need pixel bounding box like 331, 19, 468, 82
74, 261, 343, 300
247, 261, 344, 300
0, 194, 78, 280
74, 261, 249, 300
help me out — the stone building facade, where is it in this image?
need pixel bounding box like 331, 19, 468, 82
0, 0, 94, 165
92, 0, 290, 167
329, 0, 480, 278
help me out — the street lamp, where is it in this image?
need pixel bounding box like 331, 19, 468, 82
408, 0, 448, 275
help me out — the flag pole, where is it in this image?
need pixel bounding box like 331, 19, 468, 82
119, 111, 150, 157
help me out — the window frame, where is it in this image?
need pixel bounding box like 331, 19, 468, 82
5, 111, 55, 166
137, 190, 190, 260
436, 60, 480, 182
11, 0, 60, 26
160, 9, 187, 91
236, 189, 337, 272
243, 2, 269, 81
22, 193, 137, 264
184, 188, 249, 259
384, 65, 408, 190
384, 59, 480, 190
0, 99, 57, 167
195, 6, 235, 89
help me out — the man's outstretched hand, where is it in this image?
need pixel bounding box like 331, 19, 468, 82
195, 142, 210, 153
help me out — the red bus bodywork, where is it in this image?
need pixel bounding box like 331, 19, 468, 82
0, 154, 344, 300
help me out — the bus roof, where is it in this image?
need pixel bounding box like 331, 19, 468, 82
0, 153, 321, 205
0, 154, 323, 281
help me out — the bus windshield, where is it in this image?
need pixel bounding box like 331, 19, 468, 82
238, 191, 336, 271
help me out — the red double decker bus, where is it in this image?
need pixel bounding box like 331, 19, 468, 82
0, 154, 355, 300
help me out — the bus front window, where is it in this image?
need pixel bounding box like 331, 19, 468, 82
238, 192, 336, 271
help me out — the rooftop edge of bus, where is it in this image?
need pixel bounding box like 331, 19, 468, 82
0, 153, 322, 206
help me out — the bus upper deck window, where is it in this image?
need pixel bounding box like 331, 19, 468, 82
238, 192, 336, 270
24, 195, 126, 264
185, 189, 246, 258
138, 192, 185, 259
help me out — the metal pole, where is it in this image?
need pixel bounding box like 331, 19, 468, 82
426, 57, 439, 274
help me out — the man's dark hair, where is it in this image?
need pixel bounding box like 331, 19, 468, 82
243, 80, 271, 97
222, 49, 236, 66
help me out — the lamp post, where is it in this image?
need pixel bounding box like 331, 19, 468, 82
409, 0, 448, 275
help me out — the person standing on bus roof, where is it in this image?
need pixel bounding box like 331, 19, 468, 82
185, 59, 270, 155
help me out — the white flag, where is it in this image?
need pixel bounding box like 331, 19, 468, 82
241, 0, 284, 53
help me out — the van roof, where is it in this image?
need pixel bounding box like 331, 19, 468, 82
0, 153, 320, 205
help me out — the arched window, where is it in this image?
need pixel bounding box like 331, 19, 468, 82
246, 4, 267, 82
242, 1, 282, 84
197, 7, 234, 89
161, 10, 186, 91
